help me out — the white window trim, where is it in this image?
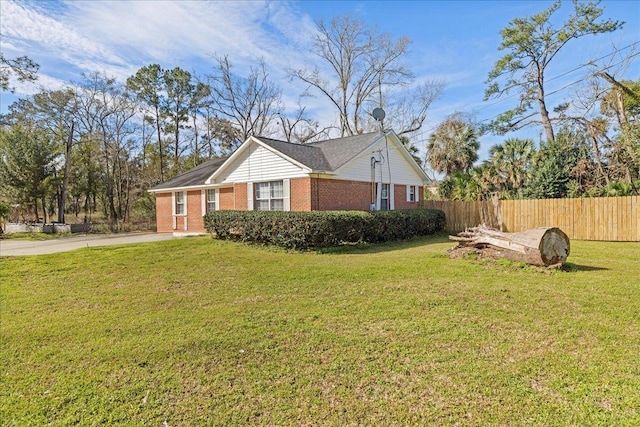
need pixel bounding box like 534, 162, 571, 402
174, 191, 187, 216
247, 182, 254, 210
390, 183, 395, 210
283, 178, 290, 211
407, 185, 418, 203
172, 191, 187, 231
202, 188, 219, 214
376, 183, 393, 211
252, 179, 290, 211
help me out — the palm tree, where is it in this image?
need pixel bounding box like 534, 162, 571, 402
488, 138, 534, 196
426, 114, 479, 176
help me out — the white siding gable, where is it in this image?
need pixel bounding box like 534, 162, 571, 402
216, 143, 308, 184
336, 137, 426, 186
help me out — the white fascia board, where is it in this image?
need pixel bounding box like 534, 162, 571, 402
147, 183, 233, 194
252, 139, 314, 173
205, 136, 255, 184
205, 136, 315, 184
383, 130, 431, 185
331, 134, 385, 176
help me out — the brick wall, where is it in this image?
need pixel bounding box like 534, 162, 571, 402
155, 192, 173, 233
311, 179, 423, 211
291, 177, 312, 211
155, 190, 207, 234
219, 187, 235, 210
186, 190, 204, 233
155, 180, 424, 233
394, 184, 422, 210
234, 183, 248, 210
312, 178, 373, 211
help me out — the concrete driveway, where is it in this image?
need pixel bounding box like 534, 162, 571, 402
0, 233, 176, 256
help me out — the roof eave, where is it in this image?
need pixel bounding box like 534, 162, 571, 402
254, 138, 316, 172
330, 134, 385, 173
205, 136, 258, 184
147, 183, 234, 193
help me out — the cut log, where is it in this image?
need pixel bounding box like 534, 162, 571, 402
449, 226, 570, 267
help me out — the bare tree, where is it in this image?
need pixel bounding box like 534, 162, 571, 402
558, 45, 639, 187
28, 89, 77, 223
75, 73, 139, 226
289, 15, 441, 137
381, 81, 444, 136
207, 55, 282, 148
278, 103, 333, 144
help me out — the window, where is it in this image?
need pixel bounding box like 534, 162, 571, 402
206, 189, 217, 212
407, 185, 416, 202
255, 181, 284, 211
175, 191, 185, 215
380, 183, 390, 211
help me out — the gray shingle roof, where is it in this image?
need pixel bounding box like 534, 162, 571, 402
255, 132, 382, 171
149, 157, 228, 191
254, 137, 332, 170
149, 132, 387, 191
307, 132, 383, 170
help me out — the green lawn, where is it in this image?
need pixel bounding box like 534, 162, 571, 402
1, 235, 639, 425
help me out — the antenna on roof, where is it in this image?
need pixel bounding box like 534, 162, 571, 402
372, 107, 385, 134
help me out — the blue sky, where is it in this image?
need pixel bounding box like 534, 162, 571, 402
1, 0, 638, 163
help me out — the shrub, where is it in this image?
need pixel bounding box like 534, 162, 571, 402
0, 201, 10, 233
203, 209, 446, 250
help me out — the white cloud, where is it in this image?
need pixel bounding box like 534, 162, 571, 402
60, 0, 314, 77
1, 1, 126, 68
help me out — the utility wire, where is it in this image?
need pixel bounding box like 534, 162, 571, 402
410, 41, 640, 143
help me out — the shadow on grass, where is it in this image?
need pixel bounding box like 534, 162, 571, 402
318, 232, 452, 255
561, 262, 609, 272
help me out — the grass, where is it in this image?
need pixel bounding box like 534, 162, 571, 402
1, 234, 639, 425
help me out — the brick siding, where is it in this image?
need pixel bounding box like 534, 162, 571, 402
291, 177, 312, 211
219, 187, 235, 210
155, 180, 423, 234
312, 178, 373, 211
234, 183, 248, 210
394, 184, 422, 210
155, 192, 173, 233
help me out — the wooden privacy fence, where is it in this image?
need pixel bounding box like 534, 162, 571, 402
422, 196, 640, 242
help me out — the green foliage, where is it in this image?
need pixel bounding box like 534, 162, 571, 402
0, 124, 58, 219
602, 181, 634, 197
438, 171, 481, 201
584, 180, 637, 198
619, 122, 640, 186
0, 200, 10, 233
601, 78, 640, 120
426, 114, 479, 176
522, 140, 572, 199
203, 209, 445, 250
488, 138, 533, 196
522, 129, 585, 199
0, 53, 39, 92
566, 179, 583, 198
485, 0, 623, 140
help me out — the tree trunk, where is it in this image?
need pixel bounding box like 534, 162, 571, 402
584, 120, 610, 186
450, 226, 570, 267
57, 121, 74, 224
538, 91, 555, 143
156, 105, 164, 182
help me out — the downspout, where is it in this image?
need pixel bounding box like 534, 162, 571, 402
370, 156, 377, 211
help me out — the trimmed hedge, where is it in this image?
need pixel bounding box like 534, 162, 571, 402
203, 209, 446, 250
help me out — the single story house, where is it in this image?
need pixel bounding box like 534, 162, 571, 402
149, 130, 430, 235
